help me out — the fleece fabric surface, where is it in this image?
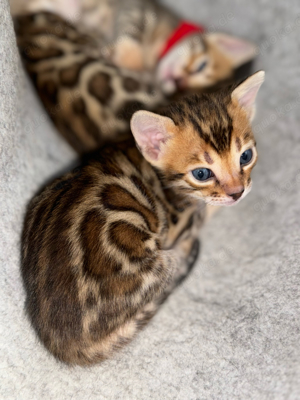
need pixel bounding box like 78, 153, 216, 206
1, 0, 299, 398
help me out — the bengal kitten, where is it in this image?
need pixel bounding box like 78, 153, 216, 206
11, 0, 257, 94
22, 71, 264, 365
14, 12, 165, 154
14, 12, 256, 154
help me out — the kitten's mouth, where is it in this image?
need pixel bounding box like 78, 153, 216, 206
158, 63, 186, 93
208, 199, 237, 206
174, 77, 187, 90
161, 76, 187, 94
208, 185, 252, 206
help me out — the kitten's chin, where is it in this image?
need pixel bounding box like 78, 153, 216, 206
157, 59, 183, 94
207, 196, 245, 206
185, 185, 251, 206
207, 200, 237, 207
207, 186, 252, 207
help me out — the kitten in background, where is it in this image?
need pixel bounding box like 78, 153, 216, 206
10, 0, 257, 94
14, 9, 257, 154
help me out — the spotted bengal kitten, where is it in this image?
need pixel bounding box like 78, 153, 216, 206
14, 12, 165, 154
11, 0, 257, 94
22, 71, 264, 365
14, 12, 256, 154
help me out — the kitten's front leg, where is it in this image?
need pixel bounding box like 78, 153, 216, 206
112, 36, 144, 71
157, 235, 201, 304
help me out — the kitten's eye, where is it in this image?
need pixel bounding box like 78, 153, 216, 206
194, 60, 207, 73
192, 168, 213, 181
240, 149, 253, 165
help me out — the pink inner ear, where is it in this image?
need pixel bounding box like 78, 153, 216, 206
219, 37, 252, 53
138, 127, 167, 160
131, 113, 171, 162
239, 85, 260, 109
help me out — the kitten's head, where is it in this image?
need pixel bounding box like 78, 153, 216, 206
131, 71, 264, 206
157, 32, 257, 94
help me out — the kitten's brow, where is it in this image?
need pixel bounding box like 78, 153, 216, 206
168, 173, 185, 181
244, 132, 251, 140
189, 154, 201, 163
235, 138, 241, 152
204, 152, 214, 164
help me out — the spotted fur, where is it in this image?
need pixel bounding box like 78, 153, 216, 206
14, 11, 256, 153
21, 76, 264, 364
22, 139, 204, 365
14, 12, 165, 154
11, 0, 257, 94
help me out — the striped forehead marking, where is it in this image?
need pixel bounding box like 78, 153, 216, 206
204, 152, 214, 164
235, 137, 242, 152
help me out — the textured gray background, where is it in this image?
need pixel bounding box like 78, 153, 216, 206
1, 0, 300, 399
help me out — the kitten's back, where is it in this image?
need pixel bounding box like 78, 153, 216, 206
22, 140, 200, 364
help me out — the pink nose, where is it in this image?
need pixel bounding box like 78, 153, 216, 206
174, 77, 186, 90
228, 189, 244, 201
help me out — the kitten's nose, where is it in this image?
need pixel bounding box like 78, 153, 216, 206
174, 77, 186, 90
228, 189, 244, 201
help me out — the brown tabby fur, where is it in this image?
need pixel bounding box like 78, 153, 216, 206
14, 12, 254, 154
11, 0, 256, 93
22, 81, 261, 364
22, 139, 203, 365
14, 12, 165, 154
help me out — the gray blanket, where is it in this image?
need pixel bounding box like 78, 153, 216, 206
1, 0, 299, 398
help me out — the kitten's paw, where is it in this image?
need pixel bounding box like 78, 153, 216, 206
112, 36, 144, 71
157, 238, 200, 304
172, 238, 200, 289
186, 238, 200, 271
176, 232, 200, 262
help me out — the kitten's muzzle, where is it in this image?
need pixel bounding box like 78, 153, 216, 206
228, 189, 244, 201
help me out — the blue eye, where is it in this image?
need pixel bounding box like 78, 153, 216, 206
240, 149, 253, 165
195, 61, 207, 73
192, 168, 213, 181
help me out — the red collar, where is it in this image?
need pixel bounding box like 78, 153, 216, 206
159, 21, 205, 59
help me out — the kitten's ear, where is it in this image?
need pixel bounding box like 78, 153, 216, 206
131, 111, 176, 166
232, 71, 265, 121
206, 33, 257, 67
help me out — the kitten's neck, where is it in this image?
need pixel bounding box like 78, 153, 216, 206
154, 167, 199, 210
